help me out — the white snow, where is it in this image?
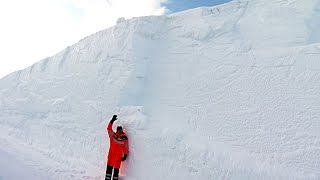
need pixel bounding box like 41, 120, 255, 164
1, 0, 320, 179
0, 147, 44, 180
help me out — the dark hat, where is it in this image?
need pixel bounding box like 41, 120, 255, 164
117, 126, 123, 131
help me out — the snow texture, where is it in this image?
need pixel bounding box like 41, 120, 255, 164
0, 0, 320, 179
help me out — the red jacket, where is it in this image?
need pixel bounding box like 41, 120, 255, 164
106, 121, 129, 168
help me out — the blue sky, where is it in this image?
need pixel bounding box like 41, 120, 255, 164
165, 0, 232, 13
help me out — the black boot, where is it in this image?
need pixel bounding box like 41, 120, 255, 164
113, 168, 119, 180
105, 166, 113, 180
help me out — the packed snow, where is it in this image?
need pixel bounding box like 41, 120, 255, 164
1, 0, 320, 179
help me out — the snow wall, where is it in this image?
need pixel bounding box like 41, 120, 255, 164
0, 0, 320, 179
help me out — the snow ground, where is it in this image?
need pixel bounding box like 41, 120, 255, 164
1, 0, 320, 179
0, 148, 43, 180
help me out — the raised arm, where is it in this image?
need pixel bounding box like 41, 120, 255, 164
106, 115, 118, 137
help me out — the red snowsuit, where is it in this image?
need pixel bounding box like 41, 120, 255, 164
106, 122, 129, 169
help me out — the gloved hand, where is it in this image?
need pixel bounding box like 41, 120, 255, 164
110, 115, 118, 123
121, 154, 127, 161
112, 115, 118, 121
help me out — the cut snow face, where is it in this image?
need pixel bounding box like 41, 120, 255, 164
0, 0, 320, 179
307, 1, 320, 43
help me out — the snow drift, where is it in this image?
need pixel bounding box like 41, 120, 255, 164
0, 0, 320, 179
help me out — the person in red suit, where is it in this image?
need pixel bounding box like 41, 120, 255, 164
105, 115, 129, 180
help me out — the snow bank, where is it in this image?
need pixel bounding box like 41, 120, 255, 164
0, 0, 320, 179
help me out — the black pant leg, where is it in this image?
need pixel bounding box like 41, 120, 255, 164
113, 168, 119, 180
105, 166, 113, 180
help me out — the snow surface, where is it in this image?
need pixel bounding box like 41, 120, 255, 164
0, 148, 44, 180
1, 0, 320, 179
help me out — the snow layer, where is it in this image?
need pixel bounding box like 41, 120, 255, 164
1, 0, 320, 179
